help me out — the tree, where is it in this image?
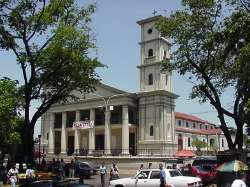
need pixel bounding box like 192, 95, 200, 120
191, 136, 207, 152
157, 0, 250, 150
0, 0, 102, 162
0, 78, 23, 163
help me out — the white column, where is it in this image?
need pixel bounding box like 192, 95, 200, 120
61, 112, 67, 154
48, 113, 55, 154
89, 109, 95, 154
122, 105, 129, 155
74, 111, 80, 154
104, 108, 111, 155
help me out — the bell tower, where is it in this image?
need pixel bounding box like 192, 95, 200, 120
136, 15, 178, 156
137, 15, 172, 93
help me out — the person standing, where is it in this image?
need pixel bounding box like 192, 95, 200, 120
7, 164, 18, 187
159, 163, 166, 187
231, 172, 246, 187
25, 164, 34, 185
69, 159, 75, 178
99, 163, 107, 187
148, 163, 152, 169
41, 158, 46, 171
110, 163, 119, 181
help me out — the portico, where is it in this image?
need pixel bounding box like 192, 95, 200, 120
46, 91, 137, 156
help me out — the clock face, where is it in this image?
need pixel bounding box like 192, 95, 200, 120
147, 28, 153, 34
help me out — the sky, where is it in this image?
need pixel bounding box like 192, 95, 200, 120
0, 0, 235, 138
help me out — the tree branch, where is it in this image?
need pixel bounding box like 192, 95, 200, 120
27, 0, 46, 41
240, 0, 250, 12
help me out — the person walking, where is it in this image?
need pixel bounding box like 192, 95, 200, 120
159, 163, 166, 187
99, 162, 107, 187
7, 164, 18, 187
59, 158, 65, 180
69, 159, 75, 178
137, 164, 144, 174
231, 172, 246, 187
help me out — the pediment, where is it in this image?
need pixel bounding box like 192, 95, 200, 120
71, 82, 128, 100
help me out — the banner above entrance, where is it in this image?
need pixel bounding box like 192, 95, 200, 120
73, 120, 94, 129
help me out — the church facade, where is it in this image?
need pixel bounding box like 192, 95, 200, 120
40, 16, 229, 157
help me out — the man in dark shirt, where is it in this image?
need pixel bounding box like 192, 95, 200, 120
159, 163, 166, 187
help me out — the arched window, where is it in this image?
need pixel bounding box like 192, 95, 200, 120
188, 137, 191, 147
222, 139, 224, 147
210, 139, 215, 148
163, 50, 167, 59
148, 74, 153, 85
150, 126, 154, 136
166, 75, 168, 85
148, 49, 153, 57
193, 123, 196, 129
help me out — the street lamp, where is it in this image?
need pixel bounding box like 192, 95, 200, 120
38, 134, 41, 169
90, 93, 126, 155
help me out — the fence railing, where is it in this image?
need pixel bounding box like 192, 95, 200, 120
46, 148, 177, 157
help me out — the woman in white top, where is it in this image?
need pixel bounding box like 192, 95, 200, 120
7, 164, 19, 187
231, 172, 246, 187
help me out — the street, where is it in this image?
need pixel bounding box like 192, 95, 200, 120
83, 174, 131, 187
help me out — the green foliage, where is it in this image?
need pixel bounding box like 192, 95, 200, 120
0, 78, 23, 158
191, 136, 207, 151
157, 0, 250, 149
0, 0, 103, 161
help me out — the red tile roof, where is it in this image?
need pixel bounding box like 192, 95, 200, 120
175, 112, 208, 124
175, 150, 196, 157
176, 127, 222, 135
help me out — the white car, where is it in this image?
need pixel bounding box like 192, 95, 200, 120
109, 168, 202, 187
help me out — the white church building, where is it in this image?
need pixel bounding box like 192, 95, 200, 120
40, 15, 229, 157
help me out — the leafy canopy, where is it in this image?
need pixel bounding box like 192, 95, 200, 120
0, 0, 103, 161
0, 78, 23, 156
157, 0, 250, 149
191, 136, 207, 151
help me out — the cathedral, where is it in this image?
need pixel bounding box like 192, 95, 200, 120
40, 16, 229, 157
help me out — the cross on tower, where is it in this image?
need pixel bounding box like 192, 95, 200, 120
152, 9, 157, 16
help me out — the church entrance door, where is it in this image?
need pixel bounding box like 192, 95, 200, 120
95, 134, 104, 150
178, 134, 183, 151
129, 133, 136, 155
67, 136, 74, 155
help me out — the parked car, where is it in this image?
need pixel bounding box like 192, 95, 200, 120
191, 157, 218, 184
192, 157, 217, 168
75, 162, 95, 179
164, 158, 185, 169
109, 168, 202, 187
19, 179, 95, 187
191, 165, 217, 184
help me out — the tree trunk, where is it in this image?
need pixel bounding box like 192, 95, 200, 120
234, 125, 243, 149
21, 120, 35, 164
218, 113, 235, 150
